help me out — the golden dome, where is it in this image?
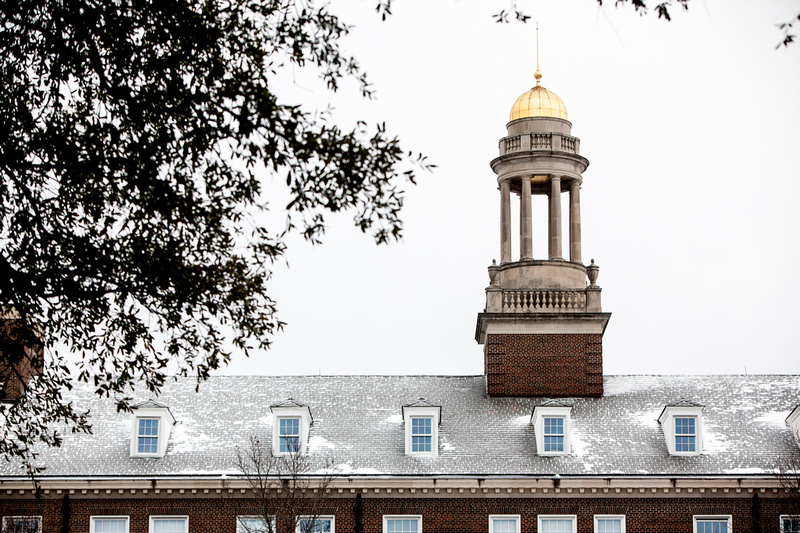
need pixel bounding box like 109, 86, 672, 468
509, 70, 568, 121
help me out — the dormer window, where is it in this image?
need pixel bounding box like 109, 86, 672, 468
531, 400, 572, 456
129, 400, 175, 458
402, 399, 441, 456
270, 399, 312, 455
658, 399, 704, 456
787, 403, 800, 447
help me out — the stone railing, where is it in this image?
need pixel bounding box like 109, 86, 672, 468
501, 289, 587, 312
500, 133, 580, 156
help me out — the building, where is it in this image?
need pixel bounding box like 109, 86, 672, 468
1, 68, 799, 533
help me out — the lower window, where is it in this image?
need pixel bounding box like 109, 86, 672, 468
594, 515, 625, 533
2, 517, 41, 533
694, 516, 731, 533
91, 517, 130, 533
781, 516, 800, 533
297, 516, 334, 533
149, 516, 188, 533
490, 515, 520, 533
237, 517, 275, 533
539, 516, 576, 533
383, 516, 421, 533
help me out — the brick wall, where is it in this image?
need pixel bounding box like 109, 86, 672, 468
484, 334, 603, 397
1, 494, 795, 533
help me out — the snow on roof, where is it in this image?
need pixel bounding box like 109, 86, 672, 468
3, 374, 798, 479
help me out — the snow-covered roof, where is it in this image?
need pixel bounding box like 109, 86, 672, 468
3, 374, 799, 479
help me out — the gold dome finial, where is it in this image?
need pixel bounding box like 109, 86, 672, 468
508, 23, 569, 121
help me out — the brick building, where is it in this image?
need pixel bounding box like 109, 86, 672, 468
2, 70, 800, 533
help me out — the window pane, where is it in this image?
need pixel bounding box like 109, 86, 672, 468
541, 519, 574, 533
544, 436, 564, 452
783, 519, 800, 533
675, 417, 695, 435
152, 519, 186, 533
94, 519, 127, 533
239, 518, 270, 533
387, 519, 419, 533
544, 417, 563, 436
298, 519, 332, 533
697, 520, 728, 533
280, 418, 300, 436
597, 519, 622, 533
3, 518, 40, 533
676, 435, 696, 452
493, 518, 517, 533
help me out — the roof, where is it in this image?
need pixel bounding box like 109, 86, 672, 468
3, 374, 798, 479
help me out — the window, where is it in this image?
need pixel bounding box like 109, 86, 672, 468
674, 416, 696, 452
693, 516, 731, 533
490, 515, 520, 533
2, 517, 41, 533
543, 417, 565, 452
280, 417, 301, 453
383, 516, 421, 533
297, 516, 334, 533
539, 516, 576, 533
411, 417, 432, 452
137, 418, 159, 454
531, 401, 572, 456
270, 399, 313, 456
237, 516, 274, 533
129, 400, 175, 458
594, 516, 625, 533
781, 516, 800, 533
149, 517, 187, 533
91, 517, 129, 533
658, 400, 704, 456
401, 399, 441, 456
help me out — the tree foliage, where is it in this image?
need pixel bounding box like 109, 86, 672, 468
0, 0, 430, 475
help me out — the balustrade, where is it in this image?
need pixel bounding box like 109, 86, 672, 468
501, 289, 586, 311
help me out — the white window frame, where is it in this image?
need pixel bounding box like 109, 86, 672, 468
531, 406, 572, 456
538, 515, 577, 533
296, 516, 335, 533
129, 405, 175, 458
383, 516, 422, 533
2, 516, 42, 533
401, 406, 440, 456
148, 516, 188, 533
237, 516, 275, 533
270, 405, 312, 456
693, 516, 731, 533
659, 405, 703, 456
780, 516, 800, 533
489, 515, 521, 533
90, 516, 130, 533
594, 515, 625, 533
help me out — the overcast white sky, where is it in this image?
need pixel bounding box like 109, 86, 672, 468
217, 0, 800, 377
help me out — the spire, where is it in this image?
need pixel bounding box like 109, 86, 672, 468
534, 22, 542, 87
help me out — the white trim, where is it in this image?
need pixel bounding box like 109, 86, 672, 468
788, 405, 800, 447
538, 515, 577, 533
296, 516, 335, 533
237, 516, 275, 533
130, 407, 175, 458
2, 516, 42, 533
383, 515, 422, 533
780, 516, 800, 533
531, 406, 572, 456
90, 516, 130, 533
594, 515, 625, 533
659, 406, 703, 456
148, 516, 188, 533
489, 515, 521, 533
270, 406, 312, 456
402, 407, 440, 457
693, 516, 732, 533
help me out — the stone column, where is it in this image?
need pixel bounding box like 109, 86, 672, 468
569, 178, 582, 263
549, 175, 563, 260
520, 176, 533, 260
500, 180, 512, 263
